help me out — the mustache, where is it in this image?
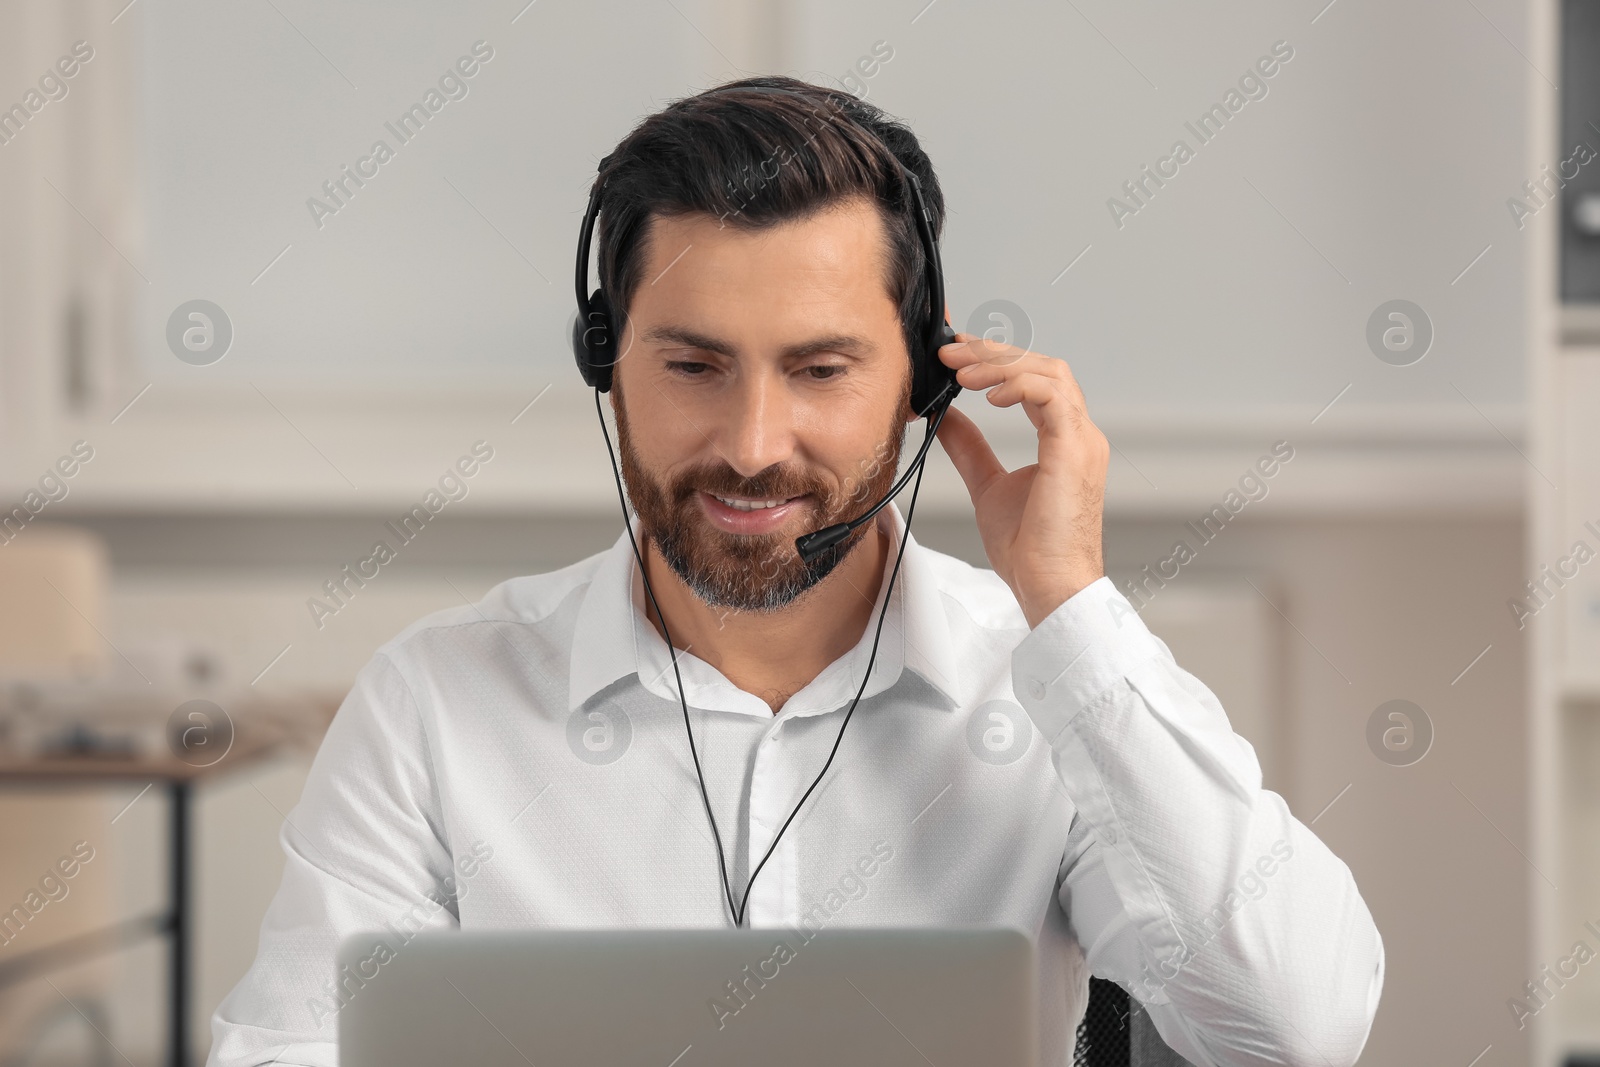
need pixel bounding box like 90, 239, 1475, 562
670, 465, 829, 504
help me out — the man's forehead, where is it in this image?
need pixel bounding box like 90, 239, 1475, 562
637, 195, 894, 287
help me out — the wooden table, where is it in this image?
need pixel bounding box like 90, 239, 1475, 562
0, 696, 337, 1067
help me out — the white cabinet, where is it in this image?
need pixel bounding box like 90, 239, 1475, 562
0, 0, 141, 437
1, 0, 1537, 515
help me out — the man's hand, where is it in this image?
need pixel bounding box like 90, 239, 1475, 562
933, 331, 1108, 629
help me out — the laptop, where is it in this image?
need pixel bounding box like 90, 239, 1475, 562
338, 926, 1036, 1067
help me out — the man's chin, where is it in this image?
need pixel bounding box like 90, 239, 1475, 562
658, 524, 821, 612
684, 522, 794, 573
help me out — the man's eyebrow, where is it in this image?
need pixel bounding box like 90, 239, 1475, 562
640, 324, 879, 360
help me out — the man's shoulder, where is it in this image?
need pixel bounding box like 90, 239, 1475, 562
374, 544, 613, 662
912, 538, 1029, 634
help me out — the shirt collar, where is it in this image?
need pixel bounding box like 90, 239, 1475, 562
566, 501, 962, 718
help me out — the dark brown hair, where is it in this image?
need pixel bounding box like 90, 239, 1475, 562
593, 75, 945, 369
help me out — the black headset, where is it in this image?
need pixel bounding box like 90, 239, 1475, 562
571, 92, 960, 422
573, 85, 961, 927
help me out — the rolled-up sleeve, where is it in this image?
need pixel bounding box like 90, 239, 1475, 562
1011, 577, 1384, 1067
207, 652, 458, 1067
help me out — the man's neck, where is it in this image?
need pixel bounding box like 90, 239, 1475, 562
639, 518, 892, 715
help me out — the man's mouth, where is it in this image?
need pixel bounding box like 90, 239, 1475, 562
710, 494, 803, 512
697, 490, 812, 534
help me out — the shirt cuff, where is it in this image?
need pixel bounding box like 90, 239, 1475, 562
1010, 575, 1167, 741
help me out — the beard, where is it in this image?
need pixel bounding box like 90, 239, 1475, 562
612, 372, 911, 613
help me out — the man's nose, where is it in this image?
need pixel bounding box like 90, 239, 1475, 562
719, 370, 797, 479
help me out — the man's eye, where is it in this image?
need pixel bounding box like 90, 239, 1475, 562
666, 361, 708, 376
807, 365, 845, 380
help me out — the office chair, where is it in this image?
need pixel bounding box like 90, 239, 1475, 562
1074, 977, 1197, 1067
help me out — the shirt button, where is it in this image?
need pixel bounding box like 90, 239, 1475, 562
1103, 826, 1118, 845
1027, 678, 1047, 700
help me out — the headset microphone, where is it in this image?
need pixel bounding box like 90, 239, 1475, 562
794, 378, 957, 564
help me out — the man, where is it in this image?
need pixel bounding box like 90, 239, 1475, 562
209, 77, 1382, 1066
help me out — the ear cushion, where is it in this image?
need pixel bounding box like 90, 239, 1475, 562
910, 322, 960, 419
573, 289, 617, 392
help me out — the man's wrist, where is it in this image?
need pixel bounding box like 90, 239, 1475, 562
1011, 576, 1165, 734
1020, 571, 1105, 629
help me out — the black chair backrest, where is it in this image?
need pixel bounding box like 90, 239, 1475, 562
1074, 976, 1131, 1067
1075, 977, 1199, 1067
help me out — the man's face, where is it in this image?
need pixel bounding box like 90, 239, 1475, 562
611, 195, 914, 612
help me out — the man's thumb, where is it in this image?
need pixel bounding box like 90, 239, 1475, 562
935, 405, 1006, 501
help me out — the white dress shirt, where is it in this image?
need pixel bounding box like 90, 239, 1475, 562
208, 502, 1383, 1067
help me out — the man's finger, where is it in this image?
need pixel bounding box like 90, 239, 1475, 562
935, 405, 1007, 501
941, 335, 1030, 371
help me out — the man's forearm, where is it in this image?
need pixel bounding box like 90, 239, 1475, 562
1013, 577, 1384, 1067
